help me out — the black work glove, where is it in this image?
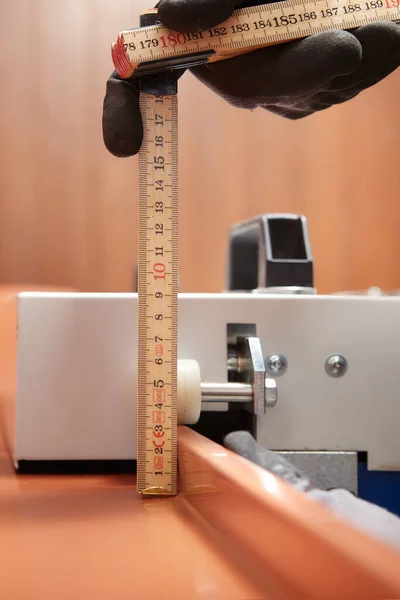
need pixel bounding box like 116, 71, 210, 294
224, 431, 400, 552
102, 0, 400, 157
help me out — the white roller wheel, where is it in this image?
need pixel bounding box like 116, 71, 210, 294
177, 359, 202, 425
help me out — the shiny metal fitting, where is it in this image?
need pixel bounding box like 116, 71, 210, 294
325, 355, 347, 378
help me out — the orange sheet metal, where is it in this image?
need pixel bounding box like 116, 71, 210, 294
1, 286, 400, 599
0, 286, 261, 599
179, 426, 400, 598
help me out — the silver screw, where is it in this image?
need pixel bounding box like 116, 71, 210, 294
265, 354, 287, 376
325, 355, 347, 378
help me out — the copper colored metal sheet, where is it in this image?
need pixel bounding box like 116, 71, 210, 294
178, 426, 400, 598
0, 449, 266, 599
0, 287, 262, 599
1, 287, 400, 599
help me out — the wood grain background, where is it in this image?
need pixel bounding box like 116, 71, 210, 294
1, 0, 400, 294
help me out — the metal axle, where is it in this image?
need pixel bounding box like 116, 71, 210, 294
201, 380, 277, 408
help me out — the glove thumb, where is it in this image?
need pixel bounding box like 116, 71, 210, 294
157, 0, 238, 32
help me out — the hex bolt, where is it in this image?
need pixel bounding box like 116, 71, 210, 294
325, 355, 347, 378
265, 378, 277, 407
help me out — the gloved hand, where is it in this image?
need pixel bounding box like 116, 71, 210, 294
224, 430, 400, 552
102, 0, 400, 158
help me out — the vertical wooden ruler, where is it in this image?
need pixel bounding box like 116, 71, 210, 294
137, 72, 179, 496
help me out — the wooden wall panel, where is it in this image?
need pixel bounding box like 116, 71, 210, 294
1, 0, 400, 294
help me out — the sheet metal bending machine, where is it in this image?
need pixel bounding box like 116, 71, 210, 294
7, 214, 400, 513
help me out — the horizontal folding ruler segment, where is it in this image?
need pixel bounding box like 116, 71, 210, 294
112, 0, 400, 78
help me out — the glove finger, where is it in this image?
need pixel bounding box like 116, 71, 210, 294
157, 0, 238, 32
191, 31, 361, 108
308, 57, 400, 112
102, 72, 143, 158
157, 0, 273, 31
323, 60, 400, 102
330, 22, 400, 92
263, 104, 315, 119
300, 89, 361, 114
223, 431, 311, 492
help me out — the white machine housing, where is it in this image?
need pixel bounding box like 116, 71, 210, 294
6, 290, 400, 471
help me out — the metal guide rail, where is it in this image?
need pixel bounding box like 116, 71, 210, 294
112, 0, 400, 78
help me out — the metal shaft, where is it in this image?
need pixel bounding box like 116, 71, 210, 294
200, 382, 253, 403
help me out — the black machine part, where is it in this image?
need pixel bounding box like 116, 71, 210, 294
226, 213, 314, 292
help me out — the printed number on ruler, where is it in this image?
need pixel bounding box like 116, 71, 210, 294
112, 0, 400, 78
137, 90, 178, 496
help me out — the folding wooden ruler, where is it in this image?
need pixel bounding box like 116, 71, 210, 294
111, 2, 400, 497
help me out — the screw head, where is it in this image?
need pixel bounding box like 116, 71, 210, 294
325, 355, 347, 378
265, 354, 287, 376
